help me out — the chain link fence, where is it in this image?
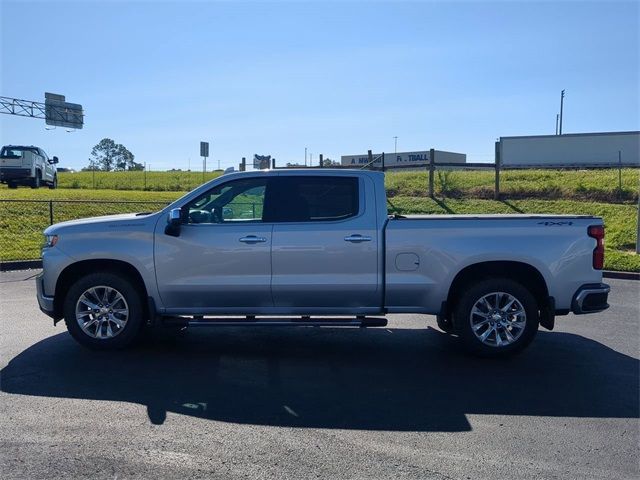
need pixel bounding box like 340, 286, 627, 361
0, 200, 170, 261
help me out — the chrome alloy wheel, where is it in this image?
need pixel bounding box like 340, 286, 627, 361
75, 286, 129, 339
469, 291, 526, 347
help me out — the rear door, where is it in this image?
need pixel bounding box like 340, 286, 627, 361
267, 175, 380, 312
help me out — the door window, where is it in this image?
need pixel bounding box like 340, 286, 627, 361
264, 176, 359, 223
185, 177, 267, 224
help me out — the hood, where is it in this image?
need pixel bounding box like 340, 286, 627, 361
44, 212, 158, 235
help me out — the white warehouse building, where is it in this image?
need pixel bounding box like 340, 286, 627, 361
497, 131, 640, 167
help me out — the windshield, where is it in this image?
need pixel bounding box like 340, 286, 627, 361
0, 147, 37, 157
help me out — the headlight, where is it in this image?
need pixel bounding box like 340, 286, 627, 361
43, 234, 58, 248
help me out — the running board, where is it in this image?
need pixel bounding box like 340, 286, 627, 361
161, 316, 388, 328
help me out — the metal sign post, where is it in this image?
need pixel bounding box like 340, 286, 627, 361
200, 141, 209, 182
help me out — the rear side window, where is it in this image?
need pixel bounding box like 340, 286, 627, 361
264, 176, 359, 222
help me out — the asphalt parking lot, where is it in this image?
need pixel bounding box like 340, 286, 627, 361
0, 271, 638, 480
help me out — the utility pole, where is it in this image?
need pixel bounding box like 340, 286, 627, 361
394, 136, 398, 154
559, 90, 565, 135
304, 147, 307, 166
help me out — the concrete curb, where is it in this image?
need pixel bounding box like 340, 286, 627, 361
0, 260, 42, 272
603, 270, 640, 281
1, 260, 639, 280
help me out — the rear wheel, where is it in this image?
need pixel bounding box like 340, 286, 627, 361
453, 278, 539, 357
7, 181, 17, 189
63, 272, 145, 350
31, 171, 41, 189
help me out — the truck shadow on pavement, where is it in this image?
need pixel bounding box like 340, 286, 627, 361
1, 326, 638, 431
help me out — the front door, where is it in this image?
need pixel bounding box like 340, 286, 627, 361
155, 177, 273, 312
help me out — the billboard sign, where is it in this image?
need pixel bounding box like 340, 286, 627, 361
499, 132, 640, 167
44, 92, 83, 129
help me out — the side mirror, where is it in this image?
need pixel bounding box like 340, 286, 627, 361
51, 156, 59, 164
165, 208, 183, 237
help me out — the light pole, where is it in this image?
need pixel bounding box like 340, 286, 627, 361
304, 147, 307, 166
393, 136, 398, 154
559, 90, 565, 135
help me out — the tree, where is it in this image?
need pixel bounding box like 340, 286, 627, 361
88, 138, 141, 171
321, 158, 341, 167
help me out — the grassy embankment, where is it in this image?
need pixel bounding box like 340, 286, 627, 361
0, 169, 638, 271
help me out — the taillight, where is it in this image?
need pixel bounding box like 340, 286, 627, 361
588, 225, 605, 270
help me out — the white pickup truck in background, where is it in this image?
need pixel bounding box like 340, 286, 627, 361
36, 169, 610, 357
0, 145, 58, 189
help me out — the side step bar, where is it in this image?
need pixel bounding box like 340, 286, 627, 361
161, 316, 388, 328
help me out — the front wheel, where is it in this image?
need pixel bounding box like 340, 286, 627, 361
453, 278, 539, 357
49, 175, 57, 189
63, 272, 144, 350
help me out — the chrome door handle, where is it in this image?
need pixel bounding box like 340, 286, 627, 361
239, 235, 267, 244
344, 234, 372, 243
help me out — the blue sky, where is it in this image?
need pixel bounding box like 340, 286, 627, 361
1, 0, 638, 170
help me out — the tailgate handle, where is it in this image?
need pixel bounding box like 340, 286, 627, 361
344, 234, 372, 243
239, 235, 267, 244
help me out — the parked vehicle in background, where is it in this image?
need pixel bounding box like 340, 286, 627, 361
0, 145, 58, 188
36, 169, 610, 357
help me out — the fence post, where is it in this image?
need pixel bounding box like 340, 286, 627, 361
319, 154, 323, 168
428, 148, 435, 198
618, 150, 622, 199
494, 141, 501, 200
367, 150, 373, 168
382, 152, 385, 171
49, 201, 54, 225
240, 157, 246, 172
272, 158, 276, 169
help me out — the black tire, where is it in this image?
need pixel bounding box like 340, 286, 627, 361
63, 272, 145, 350
31, 171, 41, 189
7, 181, 17, 189
49, 175, 57, 189
453, 278, 539, 357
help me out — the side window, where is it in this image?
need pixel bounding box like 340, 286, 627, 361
185, 177, 267, 224
265, 176, 359, 223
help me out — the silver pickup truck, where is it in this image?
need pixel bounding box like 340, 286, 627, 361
36, 169, 609, 356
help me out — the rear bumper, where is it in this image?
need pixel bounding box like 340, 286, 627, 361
0, 167, 31, 180
571, 283, 610, 314
36, 273, 56, 319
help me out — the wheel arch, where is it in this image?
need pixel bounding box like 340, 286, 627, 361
444, 260, 550, 323
53, 259, 149, 319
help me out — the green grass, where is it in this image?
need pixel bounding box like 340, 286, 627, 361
55, 170, 223, 191
385, 168, 639, 202
0, 170, 638, 271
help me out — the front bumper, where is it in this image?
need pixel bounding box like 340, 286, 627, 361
571, 283, 610, 314
36, 273, 57, 319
